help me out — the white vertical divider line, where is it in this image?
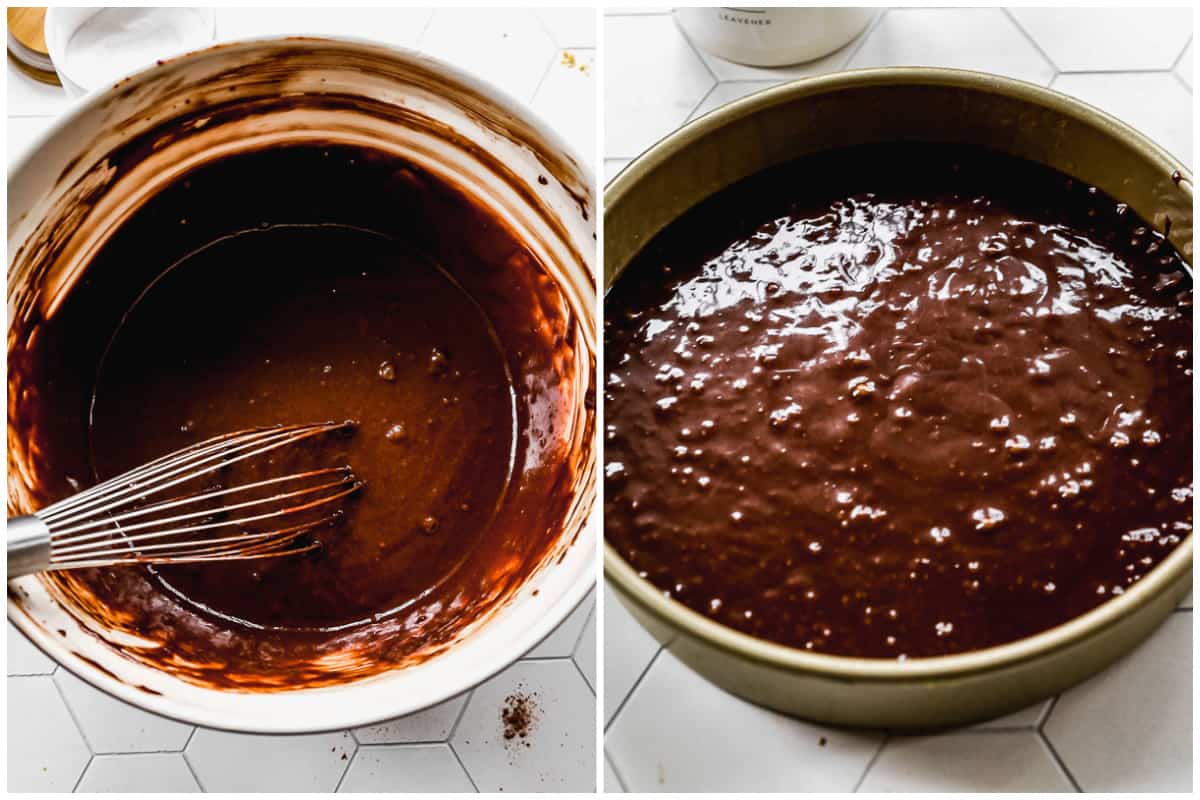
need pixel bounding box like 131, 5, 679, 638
592, 4, 607, 792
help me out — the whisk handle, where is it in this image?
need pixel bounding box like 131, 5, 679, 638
7, 515, 51, 579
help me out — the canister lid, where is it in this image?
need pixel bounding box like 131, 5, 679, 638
7, 7, 59, 85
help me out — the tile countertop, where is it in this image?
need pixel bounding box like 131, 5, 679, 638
7, 6, 596, 794
603, 6, 1192, 794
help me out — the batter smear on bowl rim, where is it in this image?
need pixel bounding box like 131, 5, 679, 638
604, 143, 1192, 659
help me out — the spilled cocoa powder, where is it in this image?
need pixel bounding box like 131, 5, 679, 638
501, 688, 540, 746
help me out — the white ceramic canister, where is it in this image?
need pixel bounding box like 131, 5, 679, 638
44, 7, 215, 97
675, 6, 874, 67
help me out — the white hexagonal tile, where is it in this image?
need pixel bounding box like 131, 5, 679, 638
527, 588, 595, 658
185, 728, 354, 792
1177, 41, 1193, 89
7, 60, 69, 116
352, 691, 469, 745
969, 698, 1053, 730
604, 14, 715, 158
77, 753, 201, 793
848, 8, 1055, 86
603, 591, 661, 725
679, 10, 880, 81
531, 50, 596, 170
687, 81, 777, 123
1009, 7, 1193, 72
418, 8, 557, 104
1044, 614, 1191, 792
338, 743, 474, 793
535, 8, 596, 48
7, 675, 90, 791
858, 731, 1073, 792
573, 604, 597, 692
8, 623, 55, 675
214, 7, 433, 49
54, 669, 193, 753
606, 647, 881, 791
1053, 72, 1193, 168
451, 659, 594, 792
604, 158, 631, 185
604, 753, 624, 792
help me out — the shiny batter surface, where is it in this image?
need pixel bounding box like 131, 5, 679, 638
17, 144, 583, 686
605, 144, 1192, 658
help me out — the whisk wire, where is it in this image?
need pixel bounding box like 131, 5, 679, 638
53, 517, 332, 567
41, 422, 348, 527
48, 468, 353, 542
38, 425, 297, 521
7, 422, 361, 577
49, 478, 360, 556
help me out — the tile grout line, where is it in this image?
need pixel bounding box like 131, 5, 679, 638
332, 746, 355, 793
568, 596, 598, 655
178, 753, 205, 796
530, 8, 559, 50
1169, 35, 1193, 71
528, 47, 561, 106
1036, 694, 1084, 792
1002, 7, 1061, 76
446, 738, 482, 793
331, 733, 358, 795
445, 688, 475, 742
603, 642, 665, 733
1037, 728, 1083, 792
1034, 694, 1058, 729
605, 748, 631, 793
411, 8, 437, 51
837, 7, 888, 71
182, 726, 198, 749
71, 754, 94, 793
673, 16, 720, 88
528, 9, 597, 52
48, 672, 97, 754
87, 745, 198, 756
684, 82, 720, 125
1169, 70, 1192, 95
1038, 693, 1061, 733
852, 734, 889, 792
928, 724, 1042, 735
1056, 66, 1188, 75
180, 747, 206, 792
570, 651, 596, 696
1168, 33, 1193, 94
356, 739, 462, 748
672, 7, 888, 129
569, 602, 597, 694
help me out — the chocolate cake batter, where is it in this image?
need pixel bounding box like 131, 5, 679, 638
15, 143, 587, 686
605, 144, 1192, 658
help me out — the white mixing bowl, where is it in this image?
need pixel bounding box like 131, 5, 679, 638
7, 36, 596, 733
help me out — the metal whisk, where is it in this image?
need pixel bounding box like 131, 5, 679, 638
7, 422, 362, 579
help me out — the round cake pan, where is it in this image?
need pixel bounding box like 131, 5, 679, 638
604, 67, 1192, 730
9, 36, 596, 734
